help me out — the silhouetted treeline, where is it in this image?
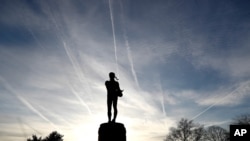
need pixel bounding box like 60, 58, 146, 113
232, 114, 250, 125
164, 113, 250, 141
26, 114, 250, 141
164, 118, 229, 141
27, 131, 63, 141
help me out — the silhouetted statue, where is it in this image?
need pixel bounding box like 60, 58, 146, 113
105, 72, 123, 123
98, 72, 126, 141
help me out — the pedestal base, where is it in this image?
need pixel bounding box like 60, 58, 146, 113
98, 122, 126, 141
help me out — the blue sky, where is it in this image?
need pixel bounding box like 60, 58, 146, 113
1, 0, 250, 141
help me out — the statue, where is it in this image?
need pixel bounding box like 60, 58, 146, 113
105, 72, 123, 123
98, 72, 126, 141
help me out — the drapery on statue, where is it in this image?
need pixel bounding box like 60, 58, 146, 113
105, 72, 123, 123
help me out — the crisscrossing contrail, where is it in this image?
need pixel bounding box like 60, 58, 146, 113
109, 0, 119, 75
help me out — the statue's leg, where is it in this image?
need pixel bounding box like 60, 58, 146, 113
112, 97, 118, 122
107, 97, 112, 122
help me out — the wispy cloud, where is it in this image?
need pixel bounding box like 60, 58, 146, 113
1, 0, 250, 141
0, 76, 59, 130
197, 81, 250, 107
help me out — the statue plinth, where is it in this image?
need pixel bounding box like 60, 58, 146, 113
98, 122, 126, 141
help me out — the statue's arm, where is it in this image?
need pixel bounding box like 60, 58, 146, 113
117, 82, 123, 92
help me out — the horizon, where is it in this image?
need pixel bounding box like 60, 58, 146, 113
1, 0, 250, 141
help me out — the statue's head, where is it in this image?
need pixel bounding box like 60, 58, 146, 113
109, 72, 118, 80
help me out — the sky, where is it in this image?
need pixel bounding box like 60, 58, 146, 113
1, 0, 250, 141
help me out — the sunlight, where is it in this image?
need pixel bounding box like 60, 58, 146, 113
73, 125, 97, 141
1, 1, 250, 141
71, 115, 105, 141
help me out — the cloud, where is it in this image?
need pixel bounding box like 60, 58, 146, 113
189, 50, 250, 79
197, 80, 250, 106
1, 27, 173, 141
1, 0, 250, 141
183, 81, 250, 107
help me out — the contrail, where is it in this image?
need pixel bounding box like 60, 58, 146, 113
204, 120, 231, 128
17, 118, 27, 139
191, 81, 250, 120
17, 4, 46, 50
0, 76, 59, 130
108, 0, 119, 75
68, 83, 92, 115
26, 27, 45, 50
46, 5, 92, 94
36, 104, 73, 127
19, 118, 43, 135
62, 41, 87, 83
159, 82, 166, 116
19, 97, 56, 127
124, 33, 140, 88
44, 5, 93, 112
119, 0, 140, 88
60, 35, 93, 114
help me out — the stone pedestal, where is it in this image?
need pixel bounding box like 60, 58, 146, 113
98, 122, 126, 141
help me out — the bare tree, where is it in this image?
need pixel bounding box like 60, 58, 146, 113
27, 135, 42, 141
43, 131, 64, 141
204, 126, 229, 141
165, 118, 205, 141
232, 114, 250, 125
